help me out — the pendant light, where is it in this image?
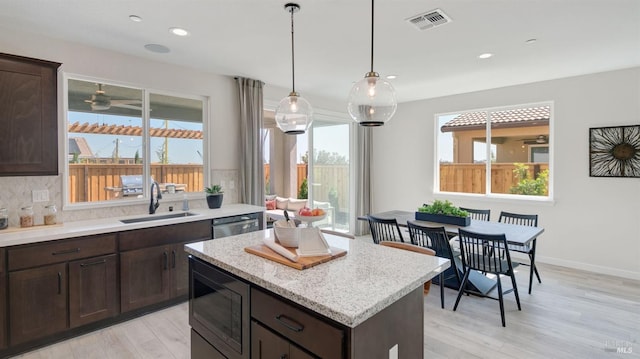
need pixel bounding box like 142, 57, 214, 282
347, 0, 397, 126
275, 3, 313, 135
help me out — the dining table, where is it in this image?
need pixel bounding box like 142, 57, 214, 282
359, 210, 545, 295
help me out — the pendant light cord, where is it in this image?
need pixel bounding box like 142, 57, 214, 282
370, 0, 375, 73
290, 7, 296, 93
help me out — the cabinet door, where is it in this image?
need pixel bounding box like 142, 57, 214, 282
69, 254, 119, 328
0, 53, 60, 176
251, 321, 290, 359
120, 246, 171, 312
172, 241, 196, 298
9, 263, 67, 345
0, 248, 6, 349
290, 345, 315, 359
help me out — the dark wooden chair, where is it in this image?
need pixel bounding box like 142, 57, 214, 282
379, 241, 436, 296
367, 215, 404, 244
459, 207, 491, 221
498, 211, 540, 294
453, 229, 521, 327
407, 221, 461, 309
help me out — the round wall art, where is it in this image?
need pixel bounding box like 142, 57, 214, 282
589, 125, 640, 177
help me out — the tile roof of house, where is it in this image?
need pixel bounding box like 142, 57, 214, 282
68, 137, 94, 157
441, 106, 550, 132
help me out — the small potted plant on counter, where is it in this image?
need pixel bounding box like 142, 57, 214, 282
205, 184, 224, 209
416, 200, 470, 226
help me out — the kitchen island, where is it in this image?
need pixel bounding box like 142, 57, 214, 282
185, 229, 449, 359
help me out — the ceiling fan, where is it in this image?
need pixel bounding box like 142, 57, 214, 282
84, 84, 142, 111
520, 134, 549, 145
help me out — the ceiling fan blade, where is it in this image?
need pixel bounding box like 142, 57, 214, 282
111, 103, 143, 111
110, 99, 141, 105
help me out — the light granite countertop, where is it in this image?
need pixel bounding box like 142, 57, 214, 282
185, 230, 450, 328
0, 203, 264, 247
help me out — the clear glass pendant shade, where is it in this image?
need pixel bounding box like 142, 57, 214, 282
275, 92, 313, 135
275, 3, 313, 135
347, 72, 397, 126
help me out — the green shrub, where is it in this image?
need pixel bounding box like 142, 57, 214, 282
298, 178, 308, 199
509, 163, 548, 196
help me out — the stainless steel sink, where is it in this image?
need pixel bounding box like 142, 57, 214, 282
120, 212, 198, 224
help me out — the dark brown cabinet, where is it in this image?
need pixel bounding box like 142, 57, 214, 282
9, 263, 67, 345
69, 254, 118, 328
0, 248, 7, 349
251, 288, 344, 359
120, 244, 172, 312
6, 234, 117, 346
0, 53, 60, 176
251, 321, 315, 359
119, 220, 211, 312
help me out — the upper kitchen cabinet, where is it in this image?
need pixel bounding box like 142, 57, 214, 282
0, 53, 61, 176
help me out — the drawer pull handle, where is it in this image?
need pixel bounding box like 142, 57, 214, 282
52, 248, 80, 255
80, 259, 107, 267
57, 272, 62, 294
275, 314, 304, 332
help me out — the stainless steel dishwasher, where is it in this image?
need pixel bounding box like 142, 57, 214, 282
212, 213, 262, 238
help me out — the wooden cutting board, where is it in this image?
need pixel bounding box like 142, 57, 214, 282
244, 244, 347, 270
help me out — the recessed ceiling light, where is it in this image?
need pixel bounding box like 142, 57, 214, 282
386, 75, 398, 80
478, 53, 493, 59
169, 27, 189, 36
129, 15, 142, 22
525, 38, 537, 44
144, 44, 170, 54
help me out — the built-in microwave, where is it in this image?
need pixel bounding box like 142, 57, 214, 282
189, 257, 250, 359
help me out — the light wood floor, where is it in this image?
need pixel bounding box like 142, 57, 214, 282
11, 263, 640, 359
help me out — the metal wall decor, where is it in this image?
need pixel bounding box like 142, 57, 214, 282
589, 125, 640, 177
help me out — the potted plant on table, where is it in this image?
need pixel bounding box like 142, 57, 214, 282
205, 184, 224, 209
416, 200, 470, 226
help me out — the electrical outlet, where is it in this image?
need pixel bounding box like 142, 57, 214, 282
32, 189, 50, 203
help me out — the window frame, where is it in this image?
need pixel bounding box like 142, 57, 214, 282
62, 73, 209, 210
434, 101, 554, 203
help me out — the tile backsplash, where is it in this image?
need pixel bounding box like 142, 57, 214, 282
0, 170, 239, 228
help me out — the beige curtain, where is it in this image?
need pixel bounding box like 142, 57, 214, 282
236, 77, 265, 206
354, 126, 372, 236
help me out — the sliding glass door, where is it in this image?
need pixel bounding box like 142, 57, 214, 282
309, 121, 351, 232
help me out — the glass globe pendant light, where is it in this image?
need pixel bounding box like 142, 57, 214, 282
275, 3, 313, 135
347, 0, 397, 126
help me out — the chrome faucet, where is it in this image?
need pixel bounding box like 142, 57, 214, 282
149, 181, 162, 214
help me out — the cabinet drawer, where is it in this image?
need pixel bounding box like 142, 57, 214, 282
119, 220, 211, 251
8, 234, 117, 271
251, 288, 344, 359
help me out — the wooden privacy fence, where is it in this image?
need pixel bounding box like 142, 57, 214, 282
439, 162, 549, 194
69, 164, 203, 203
264, 164, 308, 195
69, 162, 544, 203
264, 164, 349, 210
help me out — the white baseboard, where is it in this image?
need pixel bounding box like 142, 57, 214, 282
535, 255, 640, 281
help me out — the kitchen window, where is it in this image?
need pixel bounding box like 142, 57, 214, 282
65, 77, 206, 205
436, 102, 552, 199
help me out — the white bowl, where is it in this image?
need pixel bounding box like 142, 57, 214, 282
296, 212, 327, 222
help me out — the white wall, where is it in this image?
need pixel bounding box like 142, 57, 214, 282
3, 29, 639, 279
371, 67, 640, 279
0, 29, 345, 223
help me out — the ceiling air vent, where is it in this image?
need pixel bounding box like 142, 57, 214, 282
406, 9, 451, 30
